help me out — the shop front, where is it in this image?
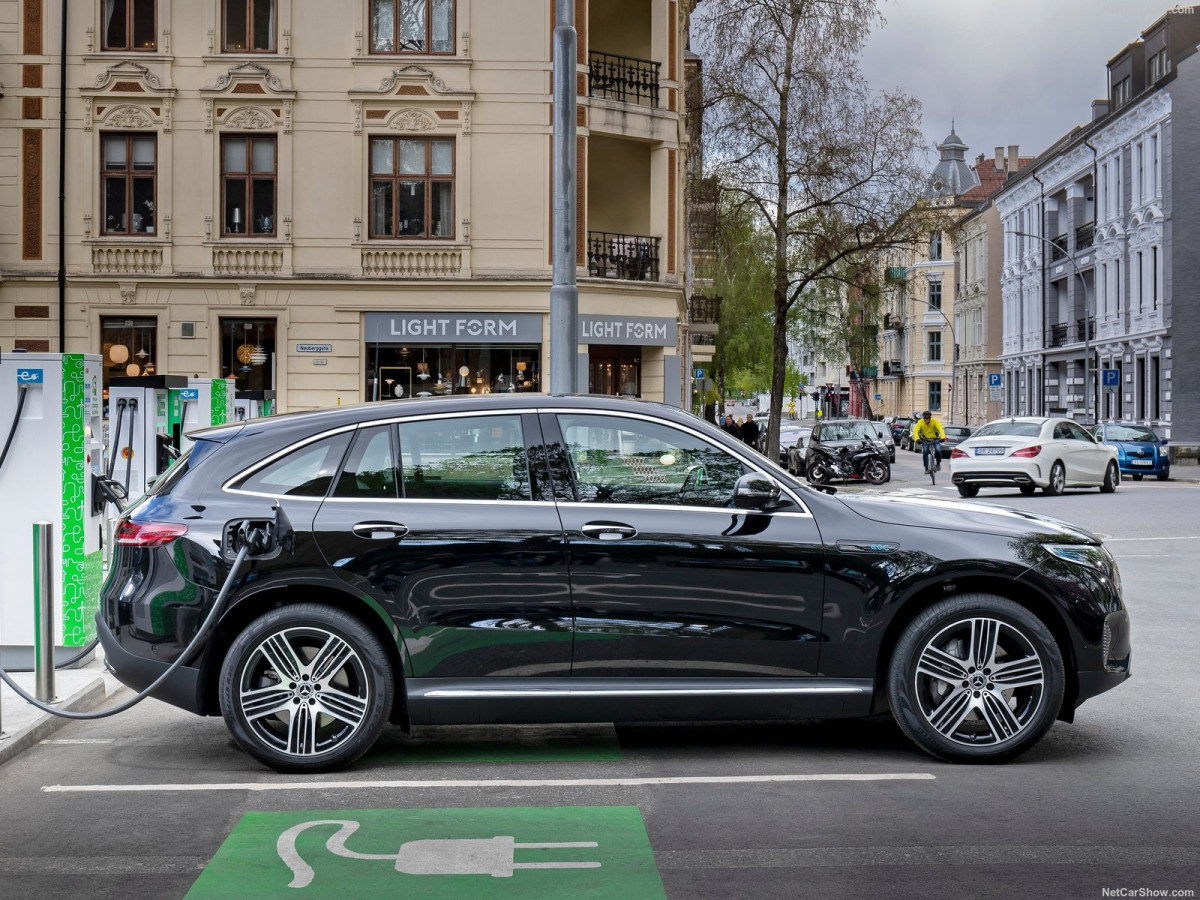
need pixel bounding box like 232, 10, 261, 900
363, 312, 544, 400
580, 314, 680, 403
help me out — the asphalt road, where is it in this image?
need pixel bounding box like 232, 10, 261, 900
1, 458, 1197, 899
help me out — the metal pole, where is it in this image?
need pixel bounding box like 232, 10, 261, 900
33, 521, 56, 702
550, 0, 579, 394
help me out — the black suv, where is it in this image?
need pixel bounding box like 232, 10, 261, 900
100, 395, 1130, 772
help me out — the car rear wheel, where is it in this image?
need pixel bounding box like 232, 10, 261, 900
1100, 462, 1119, 493
957, 484, 980, 498
1019, 485, 1036, 496
888, 594, 1064, 763
219, 603, 393, 773
1043, 462, 1066, 496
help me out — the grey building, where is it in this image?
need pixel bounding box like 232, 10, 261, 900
993, 6, 1200, 453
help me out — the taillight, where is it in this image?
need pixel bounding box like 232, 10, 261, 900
116, 521, 188, 547
1011, 445, 1042, 458
951, 448, 967, 459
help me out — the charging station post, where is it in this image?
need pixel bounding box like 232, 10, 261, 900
234, 389, 276, 421
107, 374, 187, 503
177, 377, 236, 450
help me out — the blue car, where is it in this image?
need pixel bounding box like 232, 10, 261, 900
1092, 423, 1170, 481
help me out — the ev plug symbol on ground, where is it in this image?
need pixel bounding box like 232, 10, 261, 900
278, 819, 601, 888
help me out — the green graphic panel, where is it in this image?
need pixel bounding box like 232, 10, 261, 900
211, 379, 229, 425
186, 806, 664, 900
59, 354, 96, 646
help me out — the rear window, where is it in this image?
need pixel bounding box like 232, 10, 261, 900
973, 421, 1042, 438
146, 444, 194, 496
233, 432, 353, 497
945, 427, 971, 438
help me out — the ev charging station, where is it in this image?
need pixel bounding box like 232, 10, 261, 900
234, 389, 276, 422
0, 353, 105, 666
177, 377, 236, 450
107, 374, 188, 504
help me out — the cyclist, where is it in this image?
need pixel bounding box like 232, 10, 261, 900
912, 410, 946, 475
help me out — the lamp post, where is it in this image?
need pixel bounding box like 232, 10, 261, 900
1007, 230, 1093, 422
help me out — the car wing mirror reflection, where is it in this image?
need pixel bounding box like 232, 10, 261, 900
733, 472, 781, 510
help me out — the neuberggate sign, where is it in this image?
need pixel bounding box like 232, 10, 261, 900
365, 313, 543, 344
578, 315, 677, 347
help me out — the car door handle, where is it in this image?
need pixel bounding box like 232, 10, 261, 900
352, 522, 409, 539
580, 522, 637, 541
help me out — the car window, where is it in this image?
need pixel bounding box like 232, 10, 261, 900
1102, 425, 1158, 442
399, 415, 530, 501
945, 427, 971, 438
557, 414, 748, 508
234, 432, 353, 497
1053, 423, 1072, 440
1065, 422, 1093, 443
333, 425, 397, 498
973, 421, 1042, 438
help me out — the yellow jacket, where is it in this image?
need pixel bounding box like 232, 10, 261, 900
912, 417, 946, 441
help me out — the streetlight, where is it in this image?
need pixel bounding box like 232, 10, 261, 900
1007, 230, 1093, 422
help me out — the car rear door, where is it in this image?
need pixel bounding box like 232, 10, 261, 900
312, 412, 573, 680
542, 410, 825, 680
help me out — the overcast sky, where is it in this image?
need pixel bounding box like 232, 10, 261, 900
860, 0, 1180, 164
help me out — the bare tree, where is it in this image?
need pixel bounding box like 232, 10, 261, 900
694, 0, 938, 458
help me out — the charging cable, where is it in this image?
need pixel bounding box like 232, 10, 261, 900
0, 523, 267, 720
0, 384, 29, 474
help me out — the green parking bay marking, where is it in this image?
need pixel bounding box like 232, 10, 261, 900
186, 806, 664, 899
367, 725, 622, 764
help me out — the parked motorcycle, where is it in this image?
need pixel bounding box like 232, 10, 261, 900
806, 439, 890, 485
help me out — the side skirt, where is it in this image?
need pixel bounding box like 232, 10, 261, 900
405, 677, 875, 726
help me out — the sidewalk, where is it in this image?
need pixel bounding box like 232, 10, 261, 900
0, 648, 123, 767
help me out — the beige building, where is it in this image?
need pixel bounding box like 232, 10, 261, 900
2, 0, 694, 411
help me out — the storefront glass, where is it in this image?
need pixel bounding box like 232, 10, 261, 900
219, 318, 277, 391
366, 343, 541, 400
99, 315, 158, 395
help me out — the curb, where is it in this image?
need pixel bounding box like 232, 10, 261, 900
0, 679, 107, 768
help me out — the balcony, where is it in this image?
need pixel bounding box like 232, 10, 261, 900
588, 51, 660, 108
689, 295, 721, 325
1050, 235, 1068, 261
1047, 317, 1096, 348
1075, 223, 1095, 251
587, 231, 660, 281
885, 266, 907, 282
884, 313, 904, 331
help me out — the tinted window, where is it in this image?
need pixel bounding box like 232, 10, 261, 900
235, 432, 352, 497
1100, 425, 1158, 442
399, 415, 529, 501
334, 426, 397, 498
1065, 423, 1093, 442
557, 414, 747, 508
944, 427, 971, 438
973, 421, 1042, 438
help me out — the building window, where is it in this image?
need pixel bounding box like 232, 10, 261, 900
102, 134, 157, 235
929, 231, 942, 259
102, 0, 156, 51
100, 316, 158, 398
588, 346, 641, 397
1149, 49, 1167, 82
928, 331, 942, 362
928, 279, 942, 310
1152, 246, 1159, 310
928, 381, 942, 412
366, 344, 540, 400
222, 135, 277, 236
369, 137, 454, 239
224, 0, 276, 52
371, 0, 454, 54
220, 318, 277, 390
1112, 76, 1131, 109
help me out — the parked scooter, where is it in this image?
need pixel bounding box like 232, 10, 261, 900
806, 439, 890, 485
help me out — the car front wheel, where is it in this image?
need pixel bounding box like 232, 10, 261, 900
219, 603, 394, 773
888, 594, 1064, 762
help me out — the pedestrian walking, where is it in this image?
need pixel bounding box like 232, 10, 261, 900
721, 414, 741, 438
740, 414, 760, 447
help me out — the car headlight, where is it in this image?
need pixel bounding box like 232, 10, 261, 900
1043, 543, 1122, 594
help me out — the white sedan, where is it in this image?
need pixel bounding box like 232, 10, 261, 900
949, 417, 1120, 498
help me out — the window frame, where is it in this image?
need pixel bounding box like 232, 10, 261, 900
220, 133, 278, 238
101, 0, 158, 52
100, 132, 158, 237
928, 381, 942, 412
368, 135, 456, 240
369, 0, 456, 55
222, 0, 277, 53
928, 330, 942, 362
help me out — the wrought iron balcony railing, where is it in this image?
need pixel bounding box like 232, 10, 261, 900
1047, 317, 1095, 347
1050, 235, 1068, 261
587, 231, 661, 281
588, 51, 661, 107
689, 295, 722, 325
1075, 223, 1095, 250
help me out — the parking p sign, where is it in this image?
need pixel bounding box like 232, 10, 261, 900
1103, 368, 1119, 391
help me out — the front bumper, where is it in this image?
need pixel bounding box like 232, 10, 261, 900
96, 614, 206, 715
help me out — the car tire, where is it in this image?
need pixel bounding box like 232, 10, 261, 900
887, 594, 1064, 763
957, 484, 980, 498
219, 603, 394, 773
1131, 473, 1144, 482
1019, 485, 1036, 496
1100, 462, 1119, 493
1043, 462, 1066, 496
1156, 472, 1170, 482
890, 452, 896, 464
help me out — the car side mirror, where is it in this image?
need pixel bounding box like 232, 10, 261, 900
734, 472, 781, 510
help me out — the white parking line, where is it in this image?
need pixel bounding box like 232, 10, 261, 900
39, 739, 115, 745
43, 773, 936, 793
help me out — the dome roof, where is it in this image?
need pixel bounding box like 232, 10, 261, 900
924, 122, 979, 199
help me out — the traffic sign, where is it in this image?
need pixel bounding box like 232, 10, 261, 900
694, 368, 706, 380
874, 393, 882, 401
1102, 368, 1119, 390
988, 373, 1003, 388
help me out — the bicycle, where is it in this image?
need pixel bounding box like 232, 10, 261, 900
920, 438, 943, 485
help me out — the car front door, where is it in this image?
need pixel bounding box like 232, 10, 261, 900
1065, 421, 1106, 481
543, 411, 825, 680
312, 413, 573, 680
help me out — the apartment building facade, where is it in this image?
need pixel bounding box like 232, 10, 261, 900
994, 7, 1200, 445
2, 0, 693, 411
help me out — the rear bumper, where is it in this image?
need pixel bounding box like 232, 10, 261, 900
951, 469, 1040, 487
96, 614, 206, 715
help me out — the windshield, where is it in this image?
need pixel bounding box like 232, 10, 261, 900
972, 421, 1042, 438
1100, 425, 1158, 442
